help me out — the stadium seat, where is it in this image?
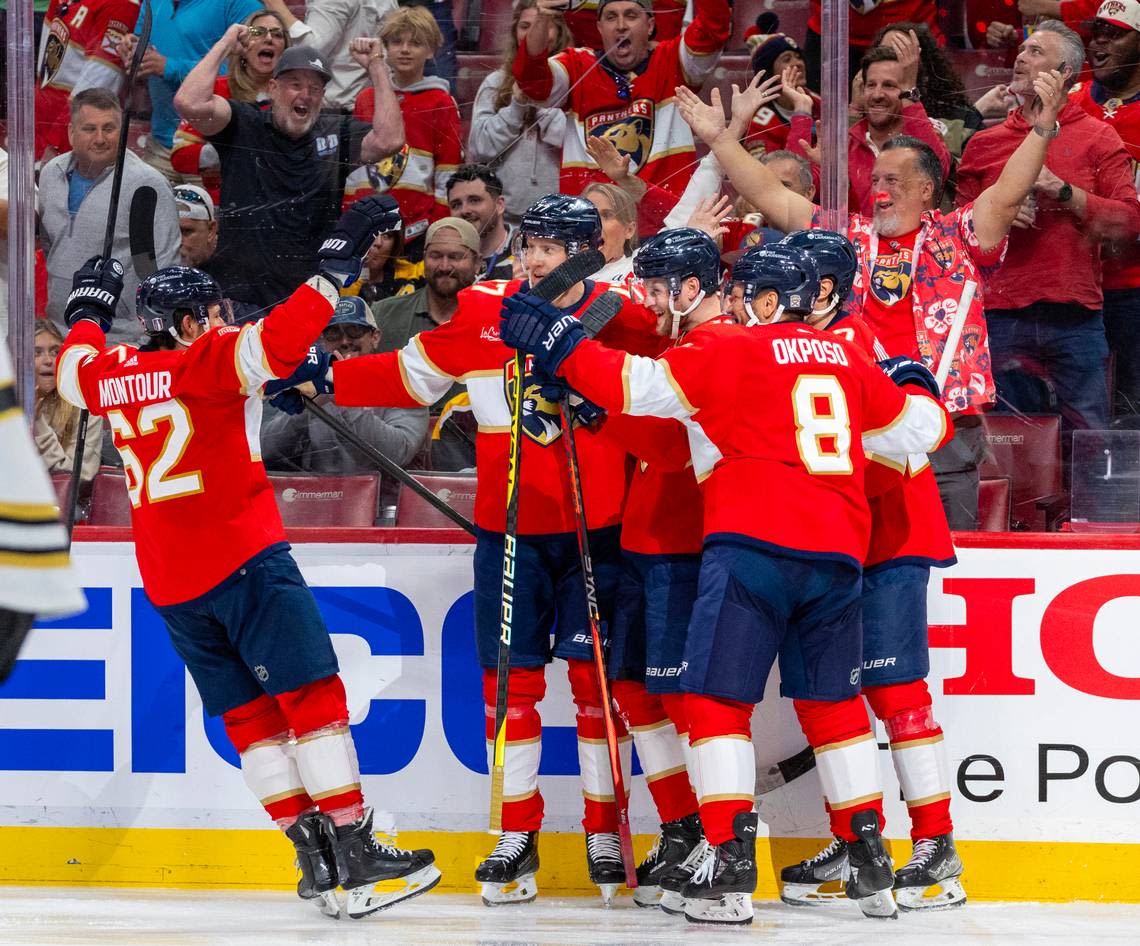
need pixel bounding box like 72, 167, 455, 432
88, 469, 132, 526
49, 473, 71, 516
395, 473, 477, 529
946, 48, 1014, 103
980, 414, 1063, 531
269, 475, 381, 528
977, 475, 1011, 532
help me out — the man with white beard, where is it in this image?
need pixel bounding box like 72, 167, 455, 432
674, 67, 1066, 529
174, 27, 405, 313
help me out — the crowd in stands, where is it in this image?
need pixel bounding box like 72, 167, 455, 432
6, 0, 1140, 531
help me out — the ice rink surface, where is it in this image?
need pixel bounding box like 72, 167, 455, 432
2, 889, 1139, 946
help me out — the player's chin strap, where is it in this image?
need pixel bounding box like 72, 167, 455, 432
668, 289, 705, 338
744, 298, 784, 327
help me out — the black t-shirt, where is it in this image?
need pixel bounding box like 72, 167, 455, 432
207, 101, 369, 308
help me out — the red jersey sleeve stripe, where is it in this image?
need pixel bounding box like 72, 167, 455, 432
56, 344, 99, 410
397, 338, 454, 407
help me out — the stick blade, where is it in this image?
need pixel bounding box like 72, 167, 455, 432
129, 184, 158, 280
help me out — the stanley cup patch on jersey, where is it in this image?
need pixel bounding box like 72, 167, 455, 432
869, 245, 915, 306
504, 355, 564, 447
586, 99, 655, 170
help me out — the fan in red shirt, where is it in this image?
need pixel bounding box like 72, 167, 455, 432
54, 198, 442, 920
741, 20, 822, 159
500, 231, 952, 924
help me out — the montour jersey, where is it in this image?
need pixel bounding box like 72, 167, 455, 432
333, 278, 658, 535
56, 278, 339, 605
561, 319, 951, 565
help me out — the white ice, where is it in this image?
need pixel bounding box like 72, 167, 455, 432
1, 889, 1138, 946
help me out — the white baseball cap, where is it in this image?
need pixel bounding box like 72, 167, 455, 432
1097, 0, 1140, 31
173, 184, 215, 222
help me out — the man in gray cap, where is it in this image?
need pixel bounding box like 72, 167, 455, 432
173, 26, 405, 313
262, 296, 428, 475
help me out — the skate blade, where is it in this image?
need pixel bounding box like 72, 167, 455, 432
345, 864, 441, 919
479, 873, 538, 907
855, 888, 898, 920
633, 884, 662, 908
313, 890, 341, 919
659, 890, 686, 915
684, 892, 754, 926
780, 880, 847, 906
896, 877, 967, 912
597, 883, 619, 906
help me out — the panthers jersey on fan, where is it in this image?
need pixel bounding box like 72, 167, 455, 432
55, 278, 339, 605
333, 278, 658, 535
36, 0, 139, 157
560, 319, 951, 566
512, 0, 730, 200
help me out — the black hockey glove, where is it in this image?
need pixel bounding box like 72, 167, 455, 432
532, 367, 606, 427
878, 355, 942, 400
500, 292, 587, 375
263, 346, 336, 399
318, 196, 400, 289
64, 256, 124, 332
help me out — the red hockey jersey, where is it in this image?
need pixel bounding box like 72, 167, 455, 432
334, 279, 658, 535
513, 0, 730, 200
742, 92, 821, 158
345, 79, 464, 236
56, 278, 339, 605
36, 0, 139, 158
824, 313, 955, 570
560, 319, 951, 566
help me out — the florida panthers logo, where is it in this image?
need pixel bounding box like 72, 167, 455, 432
930, 237, 958, 273
367, 144, 409, 191
504, 355, 564, 447
40, 22, 69, 88
869, 247, 915, 306
586, 99, 654, 170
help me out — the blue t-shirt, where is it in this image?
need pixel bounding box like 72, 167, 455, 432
67, 170, 98, 215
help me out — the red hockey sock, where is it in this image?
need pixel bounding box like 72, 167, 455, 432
685, 693, 754, 845
794, 696, 884, 842
484, 666, 546, 832
865, 679, 953, 840
612, 680, 697, 824
223, 693, 313, 826
567, 659, 631, 833
276, 675, 363, 825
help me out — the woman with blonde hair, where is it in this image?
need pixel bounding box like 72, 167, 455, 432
468, 0, 573, 221
582, 182, 638, 285
171, 9, 290, 200
33, 321, 102, 484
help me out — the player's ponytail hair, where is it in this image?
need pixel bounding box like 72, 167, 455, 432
493, 0, 573, 112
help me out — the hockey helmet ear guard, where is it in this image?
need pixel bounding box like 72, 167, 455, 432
136, 266, 225, 335
730, 243, 820, 325
632, 227, 723, 337
518, 194, 604, 257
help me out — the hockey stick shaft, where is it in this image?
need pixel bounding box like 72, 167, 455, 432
299, 396, 476, 534
560, 406, 636, 887
64, 0, 153, 541
934, 279, 977, 392
489, 247, 607, 831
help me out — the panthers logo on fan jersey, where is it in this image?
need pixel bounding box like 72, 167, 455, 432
504, 355, 564, 447
39, 21, 69, 87
586, 99, 654, 170
367, 144, 410, 191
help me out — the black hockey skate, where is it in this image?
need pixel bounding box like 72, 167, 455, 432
331, 809, 440, 919
658, 837, 710, 915
779, 835, 849, 906
633, 812, 704, 908
682, 811, 758, 926
285, 810, 344, 918
476, 831, 539, 906
585, 832, 625, 905
845, 810, 898, 919
894, 833, 966, 911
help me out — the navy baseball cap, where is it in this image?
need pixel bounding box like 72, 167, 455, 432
327, 296, 377, 329
273, 45, 333, 83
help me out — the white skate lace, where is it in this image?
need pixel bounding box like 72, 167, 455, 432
586, 832, 622, 864
641, 832, 663, 867
486, 831, 529, 863
804, 836, 846, 867
906, 837, 939, 869
678, 838, 710, 875
689, 844, 717, 887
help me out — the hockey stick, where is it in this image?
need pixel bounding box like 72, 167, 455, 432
559, 404, 637, 887
489, 247, 606, 831
755, 744, 818, 795
934, 279, 977, 393
298, 396, 477, 534
129, 185, 158, 280
64, 0, 153, 539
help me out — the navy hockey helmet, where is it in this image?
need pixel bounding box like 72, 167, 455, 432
633, 227, 723, 294
781, 229, 858, 303
519, 194, 603, 256
136, 266, 225, 335
730, 243, 820, 324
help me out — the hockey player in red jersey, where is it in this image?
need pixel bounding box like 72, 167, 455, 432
501, 235, 953, 925
273, 194, 659, 905
513, 0, 731, 202
777, 228, 966, 911
55, 198, 441, 921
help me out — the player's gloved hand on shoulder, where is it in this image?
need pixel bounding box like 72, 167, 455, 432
878, 355, 942, 400
532, 367, 605, 426
268, 387, 305, 415
317, 196, 397, 289
263, 346, 336, 399
500, 291, 587, 374
567, 391, 606, 427
64, 255, 125, 332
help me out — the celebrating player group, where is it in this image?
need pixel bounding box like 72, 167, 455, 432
56, 177, 966, 924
